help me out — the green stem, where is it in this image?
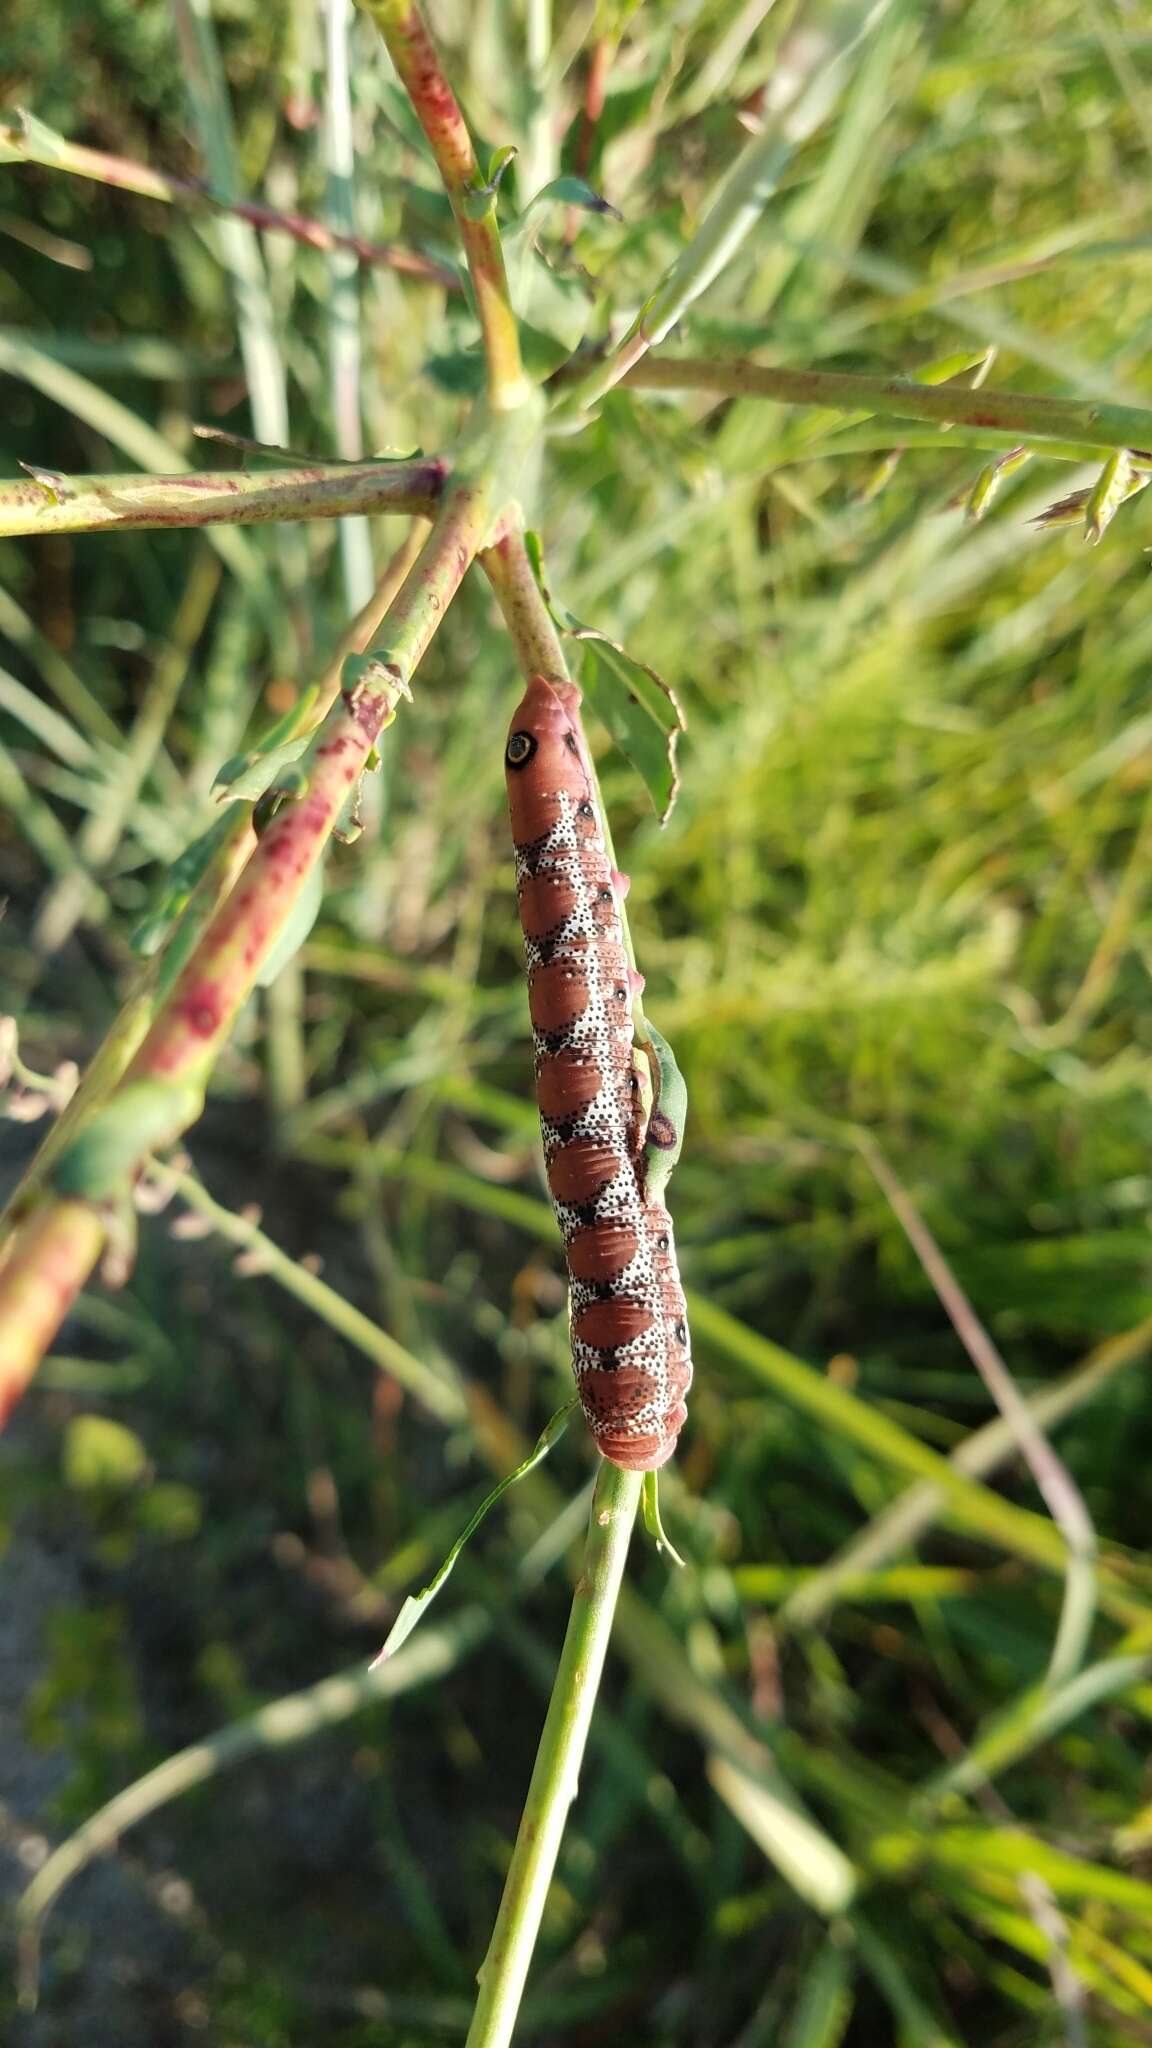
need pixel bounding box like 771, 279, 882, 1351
622, 354, 1152, 455
163, 1161, 466, 1422
356, 0, 529, 410
0, 455, 445, 540
464, 1463, 641, 2048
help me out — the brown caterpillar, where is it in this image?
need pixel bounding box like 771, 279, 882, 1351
505, 673, 692, 1471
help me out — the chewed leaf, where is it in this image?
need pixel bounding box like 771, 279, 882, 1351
573, 630, 683, 823
371, 1398, 578, 1665
638, 1017, 688, 1202
523, 533, 684, 821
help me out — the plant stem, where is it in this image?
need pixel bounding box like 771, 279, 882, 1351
161, 1162, 467, 1422
859, 1137, 1098, 1690
311, 517, 431, 719
0, 481, 490, 1411
356, 0, 529, 410
622, 354, 1152, 454
480, 526, 567, 677
558, 4, 879, 416
0, 1202, 107, 1424
0, 116, 456, 285
323, 0, 376, 612
464, 1462, 641, 2048
0, 457, 444, 539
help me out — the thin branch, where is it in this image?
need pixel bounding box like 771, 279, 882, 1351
464, 1463, 641, 2048
0, 115, 457, 287
356, 0, 529, 410
157, 1160, 466, 1422
17, 1604, 493, 2004
0, 481, 490, 1415
622, 354, 1152, 456
859, 1138, 1098, 1689
780, 1317, 1152, 1634
0, 458, 445, 539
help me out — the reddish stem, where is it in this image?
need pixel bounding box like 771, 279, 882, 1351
0, 121, 458, 288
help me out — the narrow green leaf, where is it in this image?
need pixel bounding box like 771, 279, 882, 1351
213, 688, 318, 803
131, 811, 240, 958
708, 1753, 857, 1914
517, 174, 620, 222
782, 1938, 855, 2048
214, 731, 310, 804
641, 1470, 686, 1567
372, 1399, 578, 1664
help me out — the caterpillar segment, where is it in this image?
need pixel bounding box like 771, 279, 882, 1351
505, 673, 692, 1472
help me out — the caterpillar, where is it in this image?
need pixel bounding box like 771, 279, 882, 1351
505, 672, 692, 1472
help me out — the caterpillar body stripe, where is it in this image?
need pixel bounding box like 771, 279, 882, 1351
505, 673, 692, 1472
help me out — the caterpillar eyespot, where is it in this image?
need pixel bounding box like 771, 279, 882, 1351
506, 731, 536, 768
505, 672, 692, 1474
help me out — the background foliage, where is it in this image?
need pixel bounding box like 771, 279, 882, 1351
5, 0, 1152, 2042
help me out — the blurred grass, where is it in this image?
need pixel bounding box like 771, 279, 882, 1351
5, 0, 1152, 2042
